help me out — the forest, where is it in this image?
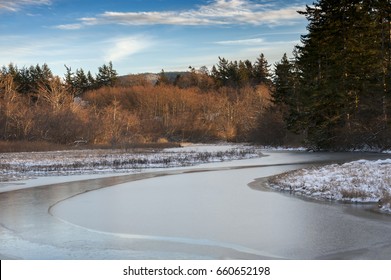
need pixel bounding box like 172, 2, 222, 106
274, 0, 391, 150
0, 57, 282, 150
0, 0, 390, 151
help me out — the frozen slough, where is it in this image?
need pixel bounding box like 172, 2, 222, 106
268, 159, 391, 213
2, 150, 391, 259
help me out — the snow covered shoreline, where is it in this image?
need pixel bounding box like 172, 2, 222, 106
3, 143, 391, 214
268, 159, 391, 213
0, 144, 262, 189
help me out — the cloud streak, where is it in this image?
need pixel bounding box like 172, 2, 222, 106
0, 34, 154, 66
104, 36, 153, 62
215, 38, 264, 45
56, 0, 303, 30
0, 0, 51, 12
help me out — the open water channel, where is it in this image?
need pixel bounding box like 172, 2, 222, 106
1, 151, 391, 259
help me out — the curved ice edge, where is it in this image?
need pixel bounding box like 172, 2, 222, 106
49, 212, 283, 259
46, 160, 319, 260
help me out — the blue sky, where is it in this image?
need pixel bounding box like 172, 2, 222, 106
0, 0, 309, 76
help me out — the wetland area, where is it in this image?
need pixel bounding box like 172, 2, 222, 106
1, 147, 391, 259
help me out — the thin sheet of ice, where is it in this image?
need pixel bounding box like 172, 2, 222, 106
3, 150, 391, 259
50, 157, 391, 259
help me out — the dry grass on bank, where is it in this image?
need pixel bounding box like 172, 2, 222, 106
0, 140, 181, 153
268, 159, 391, 212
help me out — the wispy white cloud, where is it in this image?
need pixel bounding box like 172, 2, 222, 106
215, 38, 264, 45
55, 0, 303, 29
0, 35, 79, 64
0, 33, 154, 67
104, 36, 153, 62
55, 23, 83, 30
0, 0, 51, 12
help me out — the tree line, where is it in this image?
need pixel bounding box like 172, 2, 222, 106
0, 56, 286, 147
1, 62, 118, 97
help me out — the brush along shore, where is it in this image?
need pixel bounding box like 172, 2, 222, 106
268, 159, 391, 213
0, 144, 262, 182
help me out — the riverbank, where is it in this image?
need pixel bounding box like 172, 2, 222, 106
267, 159, 391, 213
0, 144, 262, 185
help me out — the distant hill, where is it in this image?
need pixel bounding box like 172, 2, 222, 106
116, 71, 187, 86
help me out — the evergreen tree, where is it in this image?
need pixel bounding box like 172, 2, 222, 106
64, 66, 98, 94
2, 63, 54, 96
211, 57, 231, 87
87, 71, 95, 90
238, 60, 255, 86
64, 65, 74, 87
287, 0, 391, 149
273, 54, 297, 108
96, 61, 117, 87
210, 54, 274, 88
253, 53, 271, 85
16, 67, 32, 95
74, 68, 89, 95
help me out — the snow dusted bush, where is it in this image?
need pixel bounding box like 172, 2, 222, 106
268, 159, 391, 213
379, 192, 391, 213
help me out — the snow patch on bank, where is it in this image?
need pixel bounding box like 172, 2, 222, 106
268, 159, 391, 213
0, 144, 262, 191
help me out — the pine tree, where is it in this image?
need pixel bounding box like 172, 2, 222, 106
211, 57, 231, 87
253, 53, 271, 85
64, 65, 74, 87
273, 53, 293, 105
238, 60, 253, 87
288, 0, 391, 149
87, 71, 95, 90
74, 68, 89, 95
96, 61, 118, 87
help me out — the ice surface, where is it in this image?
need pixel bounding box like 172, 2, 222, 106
2, 148, 391, 259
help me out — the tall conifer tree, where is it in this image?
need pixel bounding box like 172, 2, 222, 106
287, 0, 391, 149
